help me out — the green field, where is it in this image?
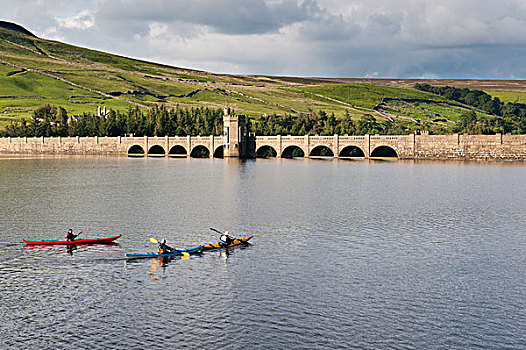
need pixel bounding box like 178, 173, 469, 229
297, 83, 445, 109
485, 89, 526, 104
377, 99, 493, 124
1, 22, 526, 132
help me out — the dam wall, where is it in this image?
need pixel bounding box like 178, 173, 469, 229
1, 133, 526, 160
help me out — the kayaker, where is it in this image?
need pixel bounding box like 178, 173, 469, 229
65, 229, 77, 242
158, 239, 174, 254
220, 231, 235, 246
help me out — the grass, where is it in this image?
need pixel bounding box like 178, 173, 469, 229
174, 73, 215, 82
485, 89, 526, 104
173, 89, 289, 117
378, 99, 494, 124
297, 83, 445, 109
0, 65, 135, 119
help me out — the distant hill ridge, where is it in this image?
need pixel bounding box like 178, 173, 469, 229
0, 20, 35, 37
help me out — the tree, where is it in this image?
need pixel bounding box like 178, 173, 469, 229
460, 111, 477, 130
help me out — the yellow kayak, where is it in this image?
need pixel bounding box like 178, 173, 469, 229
202, 236, 253, 250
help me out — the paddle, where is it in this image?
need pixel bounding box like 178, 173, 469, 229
65, 226, 90, 241
209, 227, 236, 247
150, 237, 189, 257
76, 226, 90, 238
209, 227, 222, 234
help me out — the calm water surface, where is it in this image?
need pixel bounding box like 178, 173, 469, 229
0, 157, 525, 349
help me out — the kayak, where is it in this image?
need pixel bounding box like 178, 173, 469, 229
201, 236, 253, 251
23, 235, 122, 245
125, 244, 204, 259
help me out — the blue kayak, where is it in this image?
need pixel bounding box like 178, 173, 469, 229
125, 245, 204, 259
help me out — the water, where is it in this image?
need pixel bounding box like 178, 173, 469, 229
0, 157, 525, 349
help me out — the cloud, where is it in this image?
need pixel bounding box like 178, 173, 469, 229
367, 13, 402, 36
93, 0, 319, 36
56, 10, 95, 30
298, 12, 360, 42
2, 0, 526, 78
1, 0, 58, 34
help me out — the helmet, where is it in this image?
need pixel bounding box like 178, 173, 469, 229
225, 231, 230, 235
161, 239, 166, 244
68, 229, 73, 233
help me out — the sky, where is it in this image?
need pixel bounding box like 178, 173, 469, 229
1, 0, 526, 78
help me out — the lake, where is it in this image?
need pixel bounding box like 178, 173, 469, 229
0, 157, 525, 349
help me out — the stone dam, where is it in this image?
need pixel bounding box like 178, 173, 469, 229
1, 111, 526, 161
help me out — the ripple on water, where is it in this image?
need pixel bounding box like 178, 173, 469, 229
1, 159, 526, 349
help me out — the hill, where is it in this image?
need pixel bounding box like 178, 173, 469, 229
1, 21, 526, 134
0, 21, 35, 37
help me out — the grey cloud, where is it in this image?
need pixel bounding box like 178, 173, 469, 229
267, 0, 320, 25
94, 0, 320, 36
307, 41, 526, 78
299, 15, 359, 41
367, 13, 402, 36
3, 0, 526, 78
4, 0, 59, 34
0, 0, 97, 35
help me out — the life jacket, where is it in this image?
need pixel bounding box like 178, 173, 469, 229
65, 232, 75, 241
158, 243, 172, 254
221, 235, 233, 245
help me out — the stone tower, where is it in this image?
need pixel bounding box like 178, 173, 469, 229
223, 107, 246, 158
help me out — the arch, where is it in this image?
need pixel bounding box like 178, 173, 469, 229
128, 145, 145, 157
256, 145, 277, 158
213, 145, 224, 158
281, 145, 305, 158
370, 146, 398, 159
309, 145, 334, 158
190, 145, 210, 158
168, 145, 187, 157
148, 145, 165, 157
339, 145, 365, 159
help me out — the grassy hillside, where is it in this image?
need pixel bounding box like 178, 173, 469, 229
1, 22, 526, 131
296, 83, 445, 109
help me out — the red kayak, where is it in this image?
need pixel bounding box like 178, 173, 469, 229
23, 235, 122, 245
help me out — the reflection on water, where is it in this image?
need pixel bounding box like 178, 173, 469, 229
1, 157, 526, 349
22, 242, 121, 256
219, 249, 229, 260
